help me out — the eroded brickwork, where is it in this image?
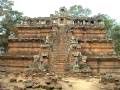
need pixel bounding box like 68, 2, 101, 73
0, 7, 119, 75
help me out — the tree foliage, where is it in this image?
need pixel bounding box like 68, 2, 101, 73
97, 14, 116, 38
1, 10, 22, 32
0, 0, 22, 53
111, 24, 120, 55
97, 14, 120, 55
0, 0, 22, 31
68, 5, 92, 16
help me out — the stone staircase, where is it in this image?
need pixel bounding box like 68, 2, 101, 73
51, 26, 69, 75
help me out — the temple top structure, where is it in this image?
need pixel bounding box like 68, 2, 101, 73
17, 7, 105, 27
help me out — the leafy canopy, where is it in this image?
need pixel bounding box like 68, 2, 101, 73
68, 5, 92, 16
0, 0, 22, 31
0, 0, 22, 51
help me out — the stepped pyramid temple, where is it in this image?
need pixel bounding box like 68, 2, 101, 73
0, 7, 120, 75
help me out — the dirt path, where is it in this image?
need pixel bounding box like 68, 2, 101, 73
62, 77, 101, 90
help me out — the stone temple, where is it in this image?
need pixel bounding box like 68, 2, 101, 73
0, 7, 120, 75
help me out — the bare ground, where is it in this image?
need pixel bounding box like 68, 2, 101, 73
0, 75, 102, 90
61, 77, 101, 90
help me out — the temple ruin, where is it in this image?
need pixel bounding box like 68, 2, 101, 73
0, 7, 120, 76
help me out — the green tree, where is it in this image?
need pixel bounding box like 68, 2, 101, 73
97, 14, 116, 38
0, 0, 22, 32
0, 0, 22, 54
97, 14, 120, 55
111, 24, 120, 55
68, 5, 92, 16
1, 10, 22, 33
100, 14, 120, 55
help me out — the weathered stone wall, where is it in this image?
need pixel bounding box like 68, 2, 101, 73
71, 28, 115, 55
8, 27, 52, 55
8, 47, 49, 55
77, 42, 114, 55
72, 29, 106, 39
87, 58, 120, 74
0, 15, 118, 75
0, 57, 33, 71
17, 28, 51, 38
0, 56, 119, 75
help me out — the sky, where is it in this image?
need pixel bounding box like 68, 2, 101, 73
12, 0, 120, 21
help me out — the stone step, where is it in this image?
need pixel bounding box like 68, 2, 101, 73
52, 55, 67, 57
55, 61, 66, 63
51, 27, 70, 74
51, 53, 68, 56
53, 69, 65, 72
53, 66, 65, 69
54, 61, 66, 63
54, 56, 67, 58
52, 53, 67, 55
53, 64, 65, 66
52, 56, 67, 58
53, 59, 67, 61
52, 62, 65, 65
53, 58, 67, 60
53, 59, 66, 62
54, 63, 65, 65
